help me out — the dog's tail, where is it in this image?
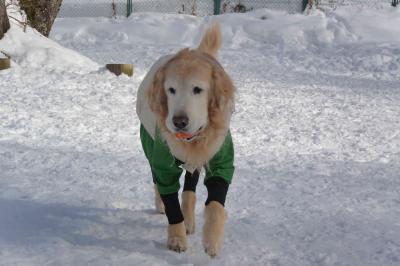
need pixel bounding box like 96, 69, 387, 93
197, 23, 221, 58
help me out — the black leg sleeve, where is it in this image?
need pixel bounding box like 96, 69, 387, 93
183, 170, 200, 192
205, 177, 229, 206
160, 192, 184, 225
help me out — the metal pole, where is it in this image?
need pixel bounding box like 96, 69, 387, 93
302, 0, 309, 11
127, 0, 132, 17
214, 0, 221, 15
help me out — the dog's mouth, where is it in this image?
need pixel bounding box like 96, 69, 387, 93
175, 126, 204, 142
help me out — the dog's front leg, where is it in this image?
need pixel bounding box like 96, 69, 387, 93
161, 192, 187, 252
182, 192, 196, 234
167, 222, 187, 252
203, 201, 226, 257
181, 170, 199, 234
202, 177, 229, 258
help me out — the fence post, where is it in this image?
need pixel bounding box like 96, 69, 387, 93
302, 0, 309, 11
127, 0, 132, 17
214, 0, 221, 15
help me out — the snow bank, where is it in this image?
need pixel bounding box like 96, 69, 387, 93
0, 2, 99, 73
53, 7, 400, 51
51, 7, 400, 81
52, 9, 357, 51
334, 5, 400, 43
0, 26, 99, 73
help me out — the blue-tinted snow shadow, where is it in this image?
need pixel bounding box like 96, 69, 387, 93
0, 199, 163, 251
0, 197, 213, 265
223, 158, 400, 265
2, 142, 399, 265
0, 141, 209, 265
0, 198, 201, 265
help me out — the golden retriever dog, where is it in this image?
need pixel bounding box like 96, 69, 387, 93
136, 24, 235, 257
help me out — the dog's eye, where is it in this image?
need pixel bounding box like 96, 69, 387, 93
168, 87, 176, 95
193, 86, 203, 94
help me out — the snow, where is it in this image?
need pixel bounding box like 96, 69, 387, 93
0, 1, 98, 73
334, 6, 400, 43
1, 4, 400, 266
0, 26, 98, 73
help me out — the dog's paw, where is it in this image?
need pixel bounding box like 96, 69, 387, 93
202, 201, 226, 258
204, 244, 219, 258
184, 219, 195, 235
167, 222, 187, 253
167, 236, 187, 253
203, 232, 222, 258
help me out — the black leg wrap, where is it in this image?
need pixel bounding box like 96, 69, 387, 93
205, 177, 229, 206
160, 192, 184, 225
183, 170, 200, 192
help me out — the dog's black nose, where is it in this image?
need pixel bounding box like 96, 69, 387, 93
173, 115, 189, 130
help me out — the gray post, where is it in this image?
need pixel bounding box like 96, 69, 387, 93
127, 0, 133, 17
214, 0, 221, 15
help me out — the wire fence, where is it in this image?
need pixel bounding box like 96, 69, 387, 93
220, 0, 306, 13
58, 0, 126, 18
125, 0, 215, 16
57, 0, 398, 18
315, 0, 395, 9
57, 0, 307, 18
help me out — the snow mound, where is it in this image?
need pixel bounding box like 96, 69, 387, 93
51, 8, 400, 80
334, 5, 400, 44
0, 3, 99, 73
52, 7, 400, 53
52, 9, 358, 51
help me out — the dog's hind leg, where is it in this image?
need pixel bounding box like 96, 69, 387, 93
154, 184, 165, 214
181, 170, 199, 234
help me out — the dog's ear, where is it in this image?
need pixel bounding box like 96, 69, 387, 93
147, 66, 168, 118
209, 66, 235, 117
197, 23, 221, 58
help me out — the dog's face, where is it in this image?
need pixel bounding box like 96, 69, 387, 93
163, 57, 212, 136
148, 49, 235, 141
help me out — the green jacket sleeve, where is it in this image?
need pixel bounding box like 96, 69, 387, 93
205, 131, 235, 184
140, 125, 183, 195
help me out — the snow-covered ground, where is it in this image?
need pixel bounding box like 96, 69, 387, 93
1, 5, 400, 266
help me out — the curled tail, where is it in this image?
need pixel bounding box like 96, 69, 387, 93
197, 23, 222, 58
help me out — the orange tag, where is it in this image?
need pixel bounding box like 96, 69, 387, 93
175, 132, 193, 139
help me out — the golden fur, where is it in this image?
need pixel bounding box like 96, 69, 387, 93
181, 191, 196, 234
147, 24, 235, 171
167, 222, 187, 252
146, 24, 233, 257
153, 184, 165, 214
203, 201, 227, 257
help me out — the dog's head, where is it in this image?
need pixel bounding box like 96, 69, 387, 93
148, 24, 235, 140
